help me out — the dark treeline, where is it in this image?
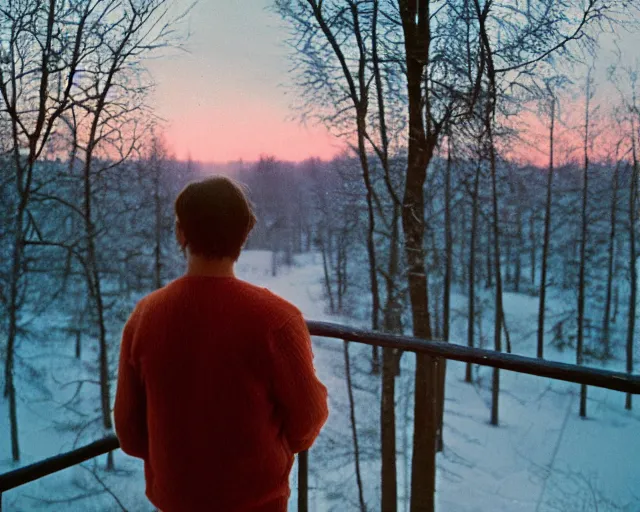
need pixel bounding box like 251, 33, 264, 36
2, 141, 637, 505
2, 140, 639, 508
241, 153, 638, 369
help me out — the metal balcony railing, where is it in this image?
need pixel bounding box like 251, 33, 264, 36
1, 320, 639, 511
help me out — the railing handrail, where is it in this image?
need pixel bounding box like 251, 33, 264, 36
0, 436, 120, 494
307, 321, 640, 394
1, 319, 639, 498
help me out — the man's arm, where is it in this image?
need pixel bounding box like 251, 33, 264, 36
270, 313, 329, 453
114, 306, 148, 459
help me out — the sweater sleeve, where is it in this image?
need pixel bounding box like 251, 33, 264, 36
114, 306, 148, 459
269, 313, 329, 454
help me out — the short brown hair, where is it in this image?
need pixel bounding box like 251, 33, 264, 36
175, 176, 256, 260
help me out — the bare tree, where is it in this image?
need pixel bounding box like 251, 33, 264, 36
395, 0, 482, 507
273, 2, 410, 508
466, 162, 482, 383
0, 0, 103, 461
627, 79, 638, 411
399, 1, 439, 506
530, 206, 537, 287
370, 1, 406, 501
274, 0, 383, 371
436, 131, 454, 452
608, 63, 640, 410
344, 341, 367, 512
472, 0, 505, 427
577, 68, 594, 418
146, 132, 174, 290
602, 141, 623, 359
538, 86, 557, 359
54, 0, 182, 467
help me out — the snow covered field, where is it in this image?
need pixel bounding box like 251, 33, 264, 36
1, 251, 639, 511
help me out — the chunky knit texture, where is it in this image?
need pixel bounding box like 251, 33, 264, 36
114, 276, 329, 512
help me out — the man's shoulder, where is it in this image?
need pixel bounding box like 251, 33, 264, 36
130, 282, 176, 319
137, 285, 169, 308
235, 280, 303, 328
130, 278, 304, 330
236, 280, 301, 313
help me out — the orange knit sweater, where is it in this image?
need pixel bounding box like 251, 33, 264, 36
114, 276, 329, 512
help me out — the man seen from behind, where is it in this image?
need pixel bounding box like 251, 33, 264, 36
114, 177, 329, 512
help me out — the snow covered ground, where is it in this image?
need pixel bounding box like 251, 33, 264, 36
436, 290, 640, 512
1, 251, 639, 511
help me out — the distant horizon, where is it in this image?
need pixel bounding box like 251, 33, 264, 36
173, 152, 631, 169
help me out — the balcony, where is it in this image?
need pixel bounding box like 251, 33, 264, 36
1, 321, 639, 512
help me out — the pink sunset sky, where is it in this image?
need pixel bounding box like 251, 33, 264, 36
146, 0, 342, 163
147, 1, 640, 165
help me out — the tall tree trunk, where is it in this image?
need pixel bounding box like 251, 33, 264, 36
627, 115, 638, 411
359, 120, 382, 374
459, 206, 467, 286
436, 133, 453, 453
80, 68, 120, 468
352, 0, 382, 370
75, 330, 82, 359
4, 151, 36, 463
530, 210, 536, 286
344, 342, 367, 512
505, 227, 512, 286
320, 234, 336, 314
372, 2, 402, 499
380, 203, 402, 511
153, 171, 162, 289
476, 2, 503, 426
488, 120, 503, 427
602, 157, 620, 359
466, 165, 481, 383
577, 72, 592, 419
308, 0, 382, 373
5, 206, 24, 462
337, 238, 348, 313
82, 156, 114, 470
538, 95, 555, 359
4, 120, 39, 463
486, 223, 493, 288
381, 347, 398, 512
399, 1, 438, 508
271, 242, 278, 277
337, 242, 342, 310
433, 291, 441, 340
82, 158, 113, 429
406, 207, 437, 512
514, 196, 522, 293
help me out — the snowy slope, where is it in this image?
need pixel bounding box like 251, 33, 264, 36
1, 251, 639, 511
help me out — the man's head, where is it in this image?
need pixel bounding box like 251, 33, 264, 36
174, 176, 256, 261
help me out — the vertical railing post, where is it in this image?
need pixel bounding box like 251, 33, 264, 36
298, 450, 308, 512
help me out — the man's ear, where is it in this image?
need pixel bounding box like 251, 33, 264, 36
175, 220, 187, 252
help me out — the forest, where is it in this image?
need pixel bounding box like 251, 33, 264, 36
1, 0, 640, 511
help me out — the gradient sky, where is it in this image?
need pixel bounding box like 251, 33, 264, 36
146, 0, 340, 163
147, 2, 640, 164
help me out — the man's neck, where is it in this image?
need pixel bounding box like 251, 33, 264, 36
185, 254, 236, 278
